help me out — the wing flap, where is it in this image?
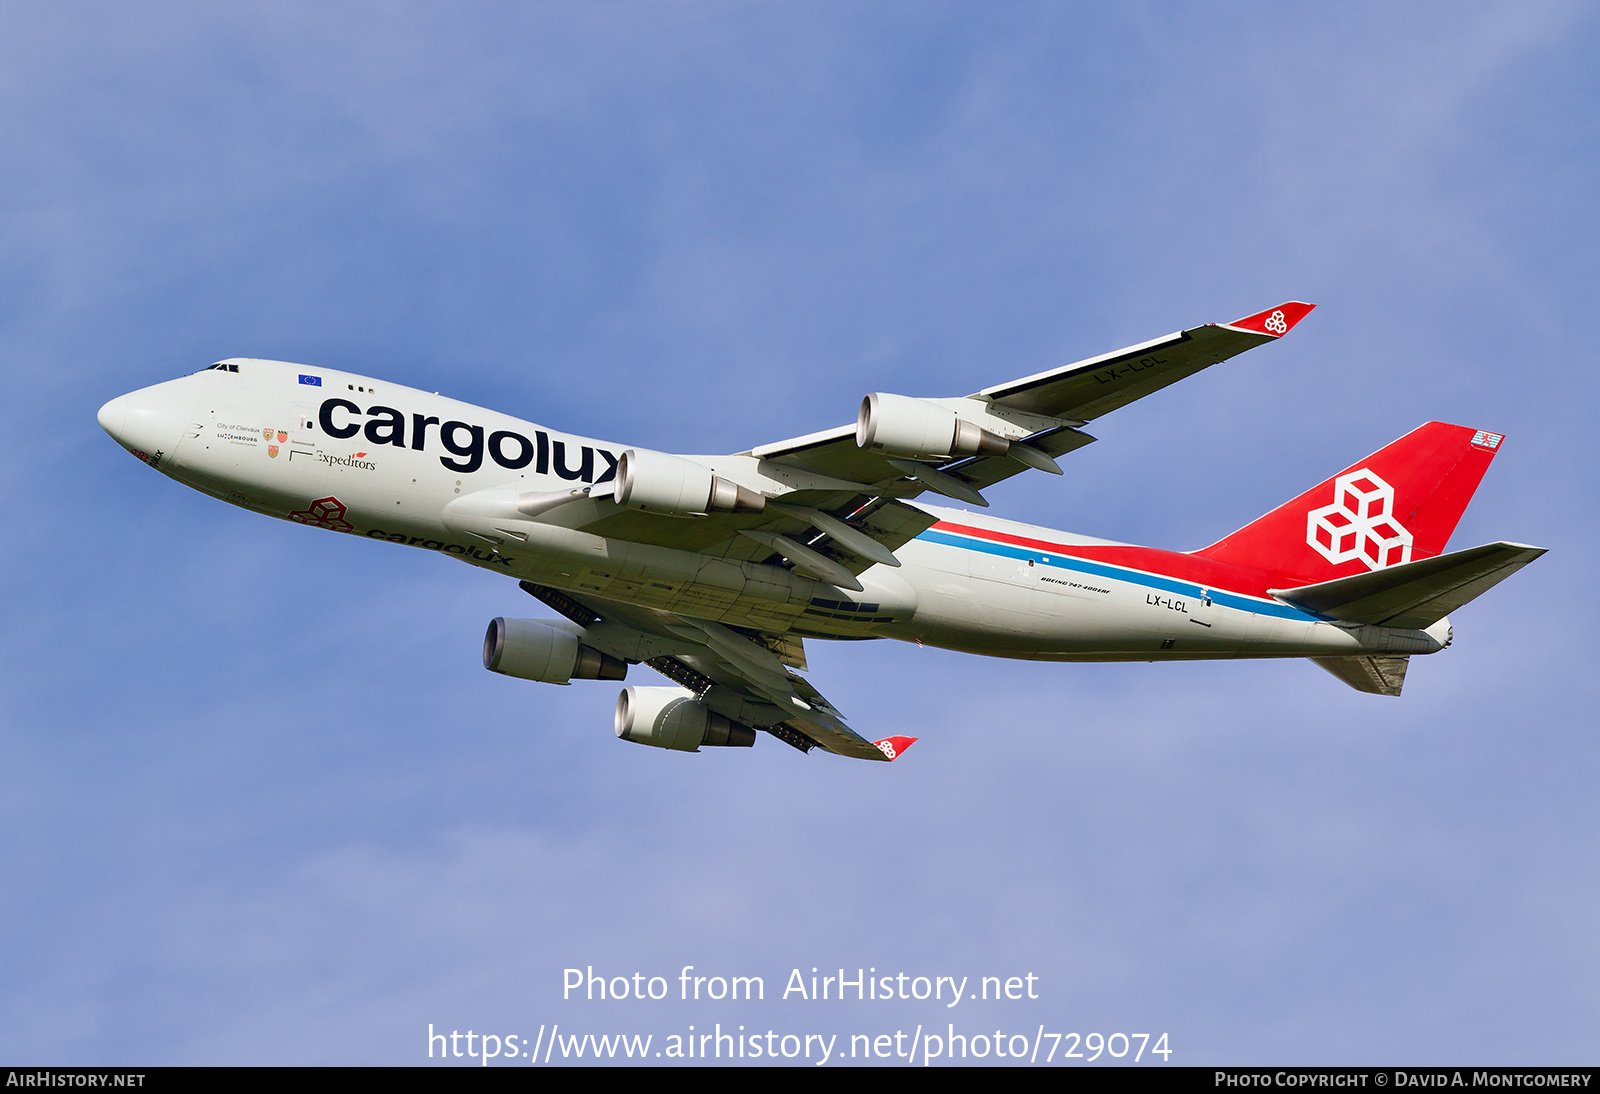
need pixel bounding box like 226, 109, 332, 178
735, 497, 937, 580
936, 424, 1099, 492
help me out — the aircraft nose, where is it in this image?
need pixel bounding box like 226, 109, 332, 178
97, 393, 129, 438
98, 383, 188, 468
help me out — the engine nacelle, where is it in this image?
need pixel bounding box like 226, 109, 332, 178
614, 449, 765, 516
614, 686, 757, 751
483, 618, 627, 684
856, 392, 1011, 461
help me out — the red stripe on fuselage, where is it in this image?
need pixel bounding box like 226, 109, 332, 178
930, 520, 1284, 599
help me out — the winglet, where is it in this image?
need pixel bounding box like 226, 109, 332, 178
1222, 301, 1316, 338
873, 735, 917, 761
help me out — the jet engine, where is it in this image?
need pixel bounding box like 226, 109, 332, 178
614, 449, 765, 516
483, 617, 627, 684
856, 392, 1012, 461
614, 685, 757, 751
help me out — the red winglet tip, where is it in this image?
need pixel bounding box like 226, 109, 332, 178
873, 736, 917, 761
1226, 301, 1316, 338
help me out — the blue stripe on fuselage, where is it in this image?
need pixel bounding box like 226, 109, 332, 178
914, 528, 1321, 623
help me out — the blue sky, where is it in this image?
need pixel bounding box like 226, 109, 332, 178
1, 2, 1595, 1065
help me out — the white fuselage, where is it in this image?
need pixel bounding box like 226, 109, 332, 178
98, 360, 1441, 664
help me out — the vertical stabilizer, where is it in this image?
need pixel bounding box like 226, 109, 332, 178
1194, 423, 1505, 587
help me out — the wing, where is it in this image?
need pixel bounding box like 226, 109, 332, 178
751, 301, 1316, 491
973, 300, 1317, 419
520, 581, 903, 761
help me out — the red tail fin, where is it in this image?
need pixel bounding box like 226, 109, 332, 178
1194, 423, 1504, 586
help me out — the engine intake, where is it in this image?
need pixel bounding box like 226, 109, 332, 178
615, 449, 765, 516
483, 617, 627, 684
614, 686, 757, 751
856, 392, 1011, 461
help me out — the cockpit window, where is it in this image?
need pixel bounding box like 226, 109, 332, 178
200, 362, 241, 373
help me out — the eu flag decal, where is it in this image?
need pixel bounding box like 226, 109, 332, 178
298, 375, 322, 386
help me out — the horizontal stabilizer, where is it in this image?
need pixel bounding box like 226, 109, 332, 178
1270, 541, 1546, 629
1313, 655, 1411, 696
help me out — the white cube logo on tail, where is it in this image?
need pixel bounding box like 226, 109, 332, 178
1306, 469, 1413, 570
1264, 310, 1289, 335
